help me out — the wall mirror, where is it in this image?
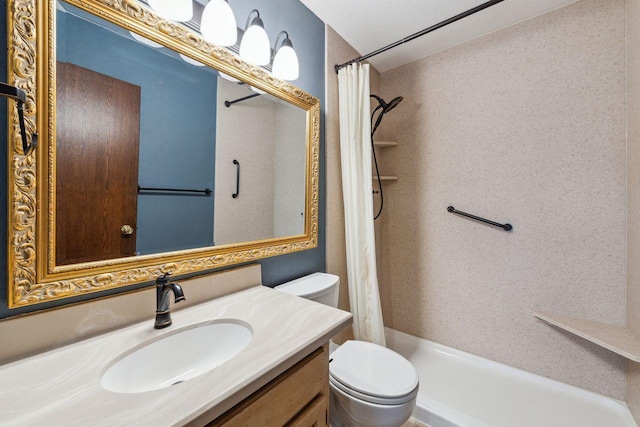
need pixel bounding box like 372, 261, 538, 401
7, 0, 320, 308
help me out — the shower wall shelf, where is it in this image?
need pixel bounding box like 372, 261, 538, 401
533, 311, 640, 362
373, 140, 398, 148
372, 141, 398, 184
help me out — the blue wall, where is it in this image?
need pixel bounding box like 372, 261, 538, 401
57, 10, 217, 255
231, 0, 326, 288
0, 0, 325, 318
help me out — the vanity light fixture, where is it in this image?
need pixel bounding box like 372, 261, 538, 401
239, 9, 270, 66
271, 31, 299, 81
201, 0, 237, 47
148, 0, 193, 22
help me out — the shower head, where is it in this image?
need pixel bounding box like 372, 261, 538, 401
371, 94, 403, 137
383, 96, 403, 113
371, 94, 404, 114
369, 94, 403, 222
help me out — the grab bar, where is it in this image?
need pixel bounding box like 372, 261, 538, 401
447, 206, 512, 231
232, 159, 240, 198
225, 93, 260, 107
138, 186, 212, 195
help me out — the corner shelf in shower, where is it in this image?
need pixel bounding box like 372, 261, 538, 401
373, 176, 398, 181
533, 310, 640, 362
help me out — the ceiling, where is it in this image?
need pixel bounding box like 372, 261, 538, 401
299, 0, 580, 72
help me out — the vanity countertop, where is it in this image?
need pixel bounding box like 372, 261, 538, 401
0, 285, 352, 426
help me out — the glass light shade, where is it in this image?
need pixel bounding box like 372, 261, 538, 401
272, 45, 299, 81
239, 21, 270, 65
201, 0, 237, 46
219, 72, 241, 83
250, 86, 267, 95
179, 53, 205, 67
148, 0, 193, 22
129, 31, 163, 48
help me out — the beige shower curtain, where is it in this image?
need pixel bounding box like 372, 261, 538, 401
337, 64, 386, 346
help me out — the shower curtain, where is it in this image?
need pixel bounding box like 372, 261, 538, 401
337, 64, 386, 346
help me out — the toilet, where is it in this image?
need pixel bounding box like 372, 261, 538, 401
276, 273, 419, 427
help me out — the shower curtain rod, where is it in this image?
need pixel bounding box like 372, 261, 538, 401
334, 0, 505, 73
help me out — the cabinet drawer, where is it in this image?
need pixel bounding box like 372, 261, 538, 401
286, 395, 327, 427
209, 346, 327, 427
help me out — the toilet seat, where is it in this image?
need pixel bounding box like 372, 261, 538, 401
329, 375, 417, 405
329, 340, 419, 405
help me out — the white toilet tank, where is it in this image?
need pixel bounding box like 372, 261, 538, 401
275, 273, 339, 308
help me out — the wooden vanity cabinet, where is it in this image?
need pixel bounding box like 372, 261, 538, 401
207, 344, 330, 427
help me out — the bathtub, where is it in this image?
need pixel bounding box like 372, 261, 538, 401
384, 328, 638, 427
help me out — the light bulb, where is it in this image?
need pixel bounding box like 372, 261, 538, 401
148, 0, 193, 22
239, 15, 270, 66
219, 72, 241, 83
179, 53, 205, 67
201, 0, 237, 47
272, 42, 299, 81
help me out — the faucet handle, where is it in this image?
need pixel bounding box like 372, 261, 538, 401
156, 272, 172, 285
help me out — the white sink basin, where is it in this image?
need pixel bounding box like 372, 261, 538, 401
101, 321, 253, 393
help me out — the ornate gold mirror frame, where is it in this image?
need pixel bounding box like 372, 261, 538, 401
7, 0, 320, 308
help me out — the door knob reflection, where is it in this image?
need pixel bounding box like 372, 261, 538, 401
121, 225, 134, 236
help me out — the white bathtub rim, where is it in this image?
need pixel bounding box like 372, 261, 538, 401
415, 394, 493, 427
384, 327, 635, 423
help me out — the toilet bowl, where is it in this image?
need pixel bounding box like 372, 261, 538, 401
275, 273, 419, 427
329, 340, 418, 427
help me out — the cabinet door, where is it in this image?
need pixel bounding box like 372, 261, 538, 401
209, 346, 328, 427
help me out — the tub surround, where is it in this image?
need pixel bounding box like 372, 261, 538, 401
0, 283, 351, 426
321, 0, 639, 417
376, 0, 627, 399
627, 0, 640, 421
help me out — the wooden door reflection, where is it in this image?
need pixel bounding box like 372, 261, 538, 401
56, 61, 141, 265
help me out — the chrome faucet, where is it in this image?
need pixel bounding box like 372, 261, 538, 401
154, 273, 186, 329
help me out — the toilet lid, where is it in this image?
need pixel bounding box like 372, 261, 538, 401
275, 273, 339, 299
329, 341, 419, 402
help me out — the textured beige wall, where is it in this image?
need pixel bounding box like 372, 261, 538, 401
273, 104, 307, 237
325, 26, 380, 344
215, 80, 306, 244
377, 0, 627, 399
214, 80, 276, 245
627, 0, 640, 419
